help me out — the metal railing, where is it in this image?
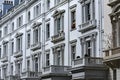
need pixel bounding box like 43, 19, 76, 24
31, 42, 41, 50
72, 57, 103, 67
44, 65, 70, 74
22, 71, 41, 78
51, 31, 65, 43
79, 19, 96, 32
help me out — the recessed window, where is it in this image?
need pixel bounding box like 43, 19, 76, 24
11, 22, 14, 31
46, 23, 50, 40
34, 3, 41, 17
4, 26, 8, 35
71, 45, 76, 60
53, 44, 65, 66
28, 11, 31, 22
11, 65, 13, 75
16, 37, 22, 52
11, 41, 14, 55
33, 28, 39, 44
46, 52, 50, 67
0, 47, 1, 58
82, 0, 95, 23
54, 13, 64, 34
80, 33, 97, 57
3, 43, 8, 58
46, 0, 50, 10
86, 40, 92, 56
0, 30, 2, 38
27, 32, 31, 48
17, 15, 23, 27
71, 10, 76, 30
35, 58, 38, 72
3, 66, 7, 79
27, 60, 30, 71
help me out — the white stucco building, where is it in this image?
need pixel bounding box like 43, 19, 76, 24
0, 0, 107, 80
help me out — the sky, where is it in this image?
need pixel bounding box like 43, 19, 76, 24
0, 0, 4, 9
0, 0, 4, 4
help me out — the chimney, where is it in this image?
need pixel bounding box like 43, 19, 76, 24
4, 0, 13, 5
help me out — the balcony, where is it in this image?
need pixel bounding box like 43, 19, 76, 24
72, 57, 103, 68
108, 0, 120, 6
104, 47, 120, 68
8, 75, 21, 80
71, 57, 107, 80
78, 19, 96, 33
31, 42, 41, 51
21, 71, 42, 79
0, 56, 8, 62
43, 65, 71, 75
51, 31, 65, 43
14, 50, 23, 58
4, 76, 9, 80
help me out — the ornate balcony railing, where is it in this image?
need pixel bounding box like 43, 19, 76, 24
43, 65, 71, 74
31, 42, 41, 51
21, 71, 42, 79
72, 57, 103, 68
14, 50, 23, 58
78, 19, 96, 33
104, 47, 120, 62
51, 31, 65, 43
8, 75, 21, 80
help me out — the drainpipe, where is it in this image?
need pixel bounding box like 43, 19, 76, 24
98, 0, 103, 57
67, 0, 70, 66
42, 0, 46, 70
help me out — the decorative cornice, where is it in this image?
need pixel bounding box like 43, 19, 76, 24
70, 39, 77, 44
69, 4, 77, 9
45, 18, 51, 22
15, 32, 23, 38
32, 22, 42, 29
52, 43, 65, 50
2, 40, 8, 45
52, 9, 65, 17
0, 0, 37, 26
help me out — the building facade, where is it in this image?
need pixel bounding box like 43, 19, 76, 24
0, 0, 107, 80
104, 0, 120, 80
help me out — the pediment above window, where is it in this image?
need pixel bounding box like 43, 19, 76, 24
79, 0, 90, 4
80, 32, 97, 43
52, 43, 65, 51
15, 32, 23, 38
2, 40, 8, 44
52, 9, 65, 17
32, 22, 42, 29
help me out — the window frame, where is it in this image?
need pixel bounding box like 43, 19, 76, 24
46, 23, 50, 41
